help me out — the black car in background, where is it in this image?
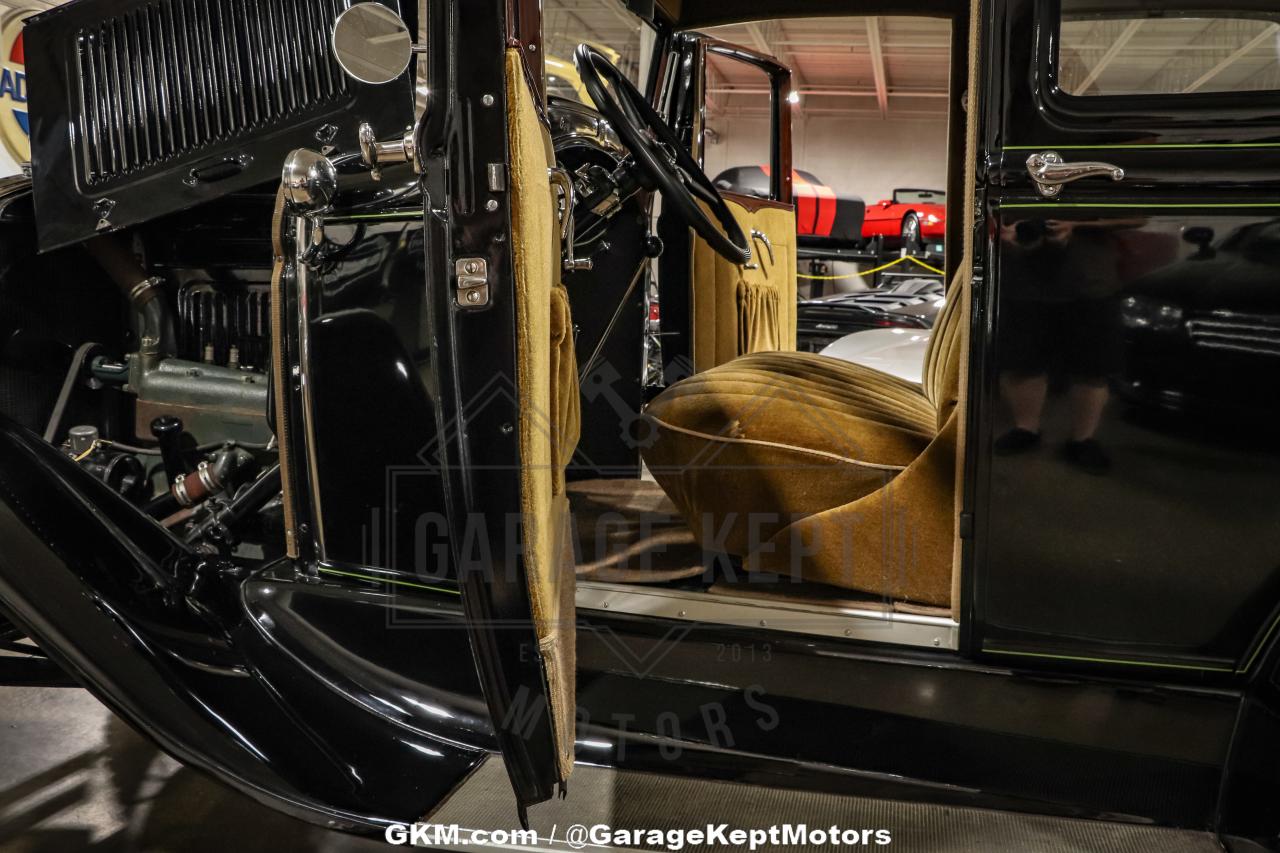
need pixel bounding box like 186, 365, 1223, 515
797, 277, 943, 352
713, 165, 866, 251
1120, 220, 1280, 422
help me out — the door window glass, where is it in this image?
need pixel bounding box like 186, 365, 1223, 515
1059, 7, 1280, 97
702, 48, 776, 193
542, 0, 653, 107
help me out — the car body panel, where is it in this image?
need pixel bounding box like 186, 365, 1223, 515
22, 0, 414, 252
712, 165, 865, 248
796, 277, 941, 351
0, 415, 487, 831
820, 327, 932, 384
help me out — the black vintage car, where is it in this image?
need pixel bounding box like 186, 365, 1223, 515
1, 0, 1280, 848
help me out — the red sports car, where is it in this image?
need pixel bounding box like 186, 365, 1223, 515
862, 188, 947, 253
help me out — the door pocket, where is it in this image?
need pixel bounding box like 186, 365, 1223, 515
736, 278, 784, 356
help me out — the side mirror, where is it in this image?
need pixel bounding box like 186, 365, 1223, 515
332, 3, 415, 85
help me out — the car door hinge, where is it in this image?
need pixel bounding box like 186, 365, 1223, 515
487, 163, 507, 192
959, 512, 974, 540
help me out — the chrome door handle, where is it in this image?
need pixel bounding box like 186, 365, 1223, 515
743, 229, 774, 271
1026, 151, 1124, 198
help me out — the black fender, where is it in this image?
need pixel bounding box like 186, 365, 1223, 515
0, 415, 489, 832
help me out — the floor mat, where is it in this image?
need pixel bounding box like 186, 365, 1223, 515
568, 479, 951, 619
568, 479, 707, 583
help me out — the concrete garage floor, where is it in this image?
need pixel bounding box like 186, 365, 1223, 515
0, 687, 383, 853
0, 685, 1226, 853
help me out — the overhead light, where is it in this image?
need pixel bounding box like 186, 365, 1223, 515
787, 90, 801, 104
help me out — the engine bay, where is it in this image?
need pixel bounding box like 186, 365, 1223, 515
0, 184, 286, 560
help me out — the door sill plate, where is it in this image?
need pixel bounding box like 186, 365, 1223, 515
576, 581, 958, 650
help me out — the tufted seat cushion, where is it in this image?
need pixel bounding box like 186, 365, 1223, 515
642, 273, 967, 606
643, 350, 935, 559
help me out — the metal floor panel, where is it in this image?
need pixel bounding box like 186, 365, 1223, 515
430, 758, 1222, 853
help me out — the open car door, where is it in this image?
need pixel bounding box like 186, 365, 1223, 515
0, 0, 575, 832
659, 33, 797, 374
409, 0, 579, 822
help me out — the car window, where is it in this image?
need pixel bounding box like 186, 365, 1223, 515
701, 47, 776, 187
542, 0, 654, 108
1058, 4, 1280, 97
894, 189, 945, 205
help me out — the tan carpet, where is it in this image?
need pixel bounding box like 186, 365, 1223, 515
569, 479, 707, 583
568, 479, 952, 619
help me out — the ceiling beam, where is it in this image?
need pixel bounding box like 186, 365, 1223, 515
741, 19, 808, 96
1074, 18, 1144, 93
864, 17, 889, 118
1183, 22, 1280, 93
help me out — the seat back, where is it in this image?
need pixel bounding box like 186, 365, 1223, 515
922, 270, 967, 428
690, 197, 798, 372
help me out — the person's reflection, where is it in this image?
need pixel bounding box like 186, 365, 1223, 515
995, 217, 1125, 474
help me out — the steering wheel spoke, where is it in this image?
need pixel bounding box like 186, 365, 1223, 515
573, 44, 751, 265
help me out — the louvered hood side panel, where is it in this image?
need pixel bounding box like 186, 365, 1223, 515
25, 0, 410, 251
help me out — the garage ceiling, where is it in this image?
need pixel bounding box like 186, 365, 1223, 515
1059, 16, 1280, 96
543, 2, 954, 121
703, 17, 953, 120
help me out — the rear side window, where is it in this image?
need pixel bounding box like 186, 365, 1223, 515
1058, 5, 1280, 97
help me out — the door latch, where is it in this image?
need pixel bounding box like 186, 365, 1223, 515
1026, 151, 1124, 198
456, 258, 489, 308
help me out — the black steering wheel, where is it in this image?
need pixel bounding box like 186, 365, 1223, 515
574, 44, 751, 265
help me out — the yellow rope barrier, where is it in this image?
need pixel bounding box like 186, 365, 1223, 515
796, 255, 945, 281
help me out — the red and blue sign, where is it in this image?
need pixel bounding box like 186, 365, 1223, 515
0, 13, 30, 165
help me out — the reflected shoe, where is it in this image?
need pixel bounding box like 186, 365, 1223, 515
1062, 438, 1112, 475
993, 428, 1041, 455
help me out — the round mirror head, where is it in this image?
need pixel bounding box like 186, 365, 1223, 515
332, 3, 413, 85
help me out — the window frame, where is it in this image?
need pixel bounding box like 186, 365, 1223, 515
1036, 0, 1280, 127
698, 38, 794, 205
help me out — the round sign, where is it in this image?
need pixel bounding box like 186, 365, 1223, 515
0, 10, 30, 165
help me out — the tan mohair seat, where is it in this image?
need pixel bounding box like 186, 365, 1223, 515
642, 273, 966, 606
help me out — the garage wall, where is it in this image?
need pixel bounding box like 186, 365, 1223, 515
703, 114, 950, 206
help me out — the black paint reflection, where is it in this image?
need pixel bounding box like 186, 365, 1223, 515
995, 216, 1133, 474
983, 212, 1280, 664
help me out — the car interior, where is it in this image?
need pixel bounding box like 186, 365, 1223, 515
526, 0, 977, 643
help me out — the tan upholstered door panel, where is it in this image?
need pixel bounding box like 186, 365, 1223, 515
505, 48, 579, 783
690, 194, 797, 373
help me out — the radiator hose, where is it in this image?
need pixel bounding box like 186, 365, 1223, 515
85, 236, 174, 367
